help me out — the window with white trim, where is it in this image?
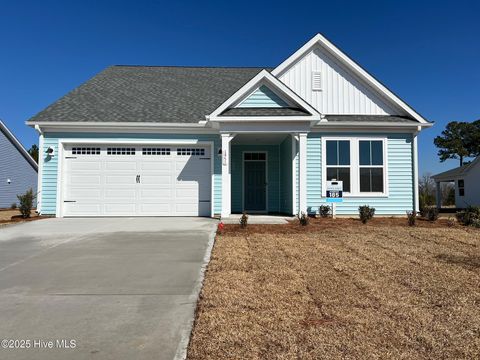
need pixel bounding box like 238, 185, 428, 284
323, 137, 388, 197
325, 140, 351, 192
359, 140, 384, 193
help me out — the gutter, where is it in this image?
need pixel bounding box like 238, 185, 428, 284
313, 121, 433, 129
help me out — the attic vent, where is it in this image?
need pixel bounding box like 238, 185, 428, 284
312, 71, 322, 91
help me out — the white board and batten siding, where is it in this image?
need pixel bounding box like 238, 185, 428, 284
278, 46, 400, 115
57, 143, 212, 217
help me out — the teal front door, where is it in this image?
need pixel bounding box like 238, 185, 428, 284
244, 153, 267, 212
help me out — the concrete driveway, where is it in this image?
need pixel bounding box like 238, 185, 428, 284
0, 217, 217, 360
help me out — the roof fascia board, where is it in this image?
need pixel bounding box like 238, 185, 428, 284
314, 121, 432, 128
272, 34, 430, 124
310, 127, 420, 134
213, 117, 316, 122
26, 121, 216, 134
208, 69, 321, 121
0, 120, 38, 171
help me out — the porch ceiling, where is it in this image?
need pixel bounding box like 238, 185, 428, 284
231, 133, 290, 145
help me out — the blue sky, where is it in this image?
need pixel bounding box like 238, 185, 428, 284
1, 0, 478, 175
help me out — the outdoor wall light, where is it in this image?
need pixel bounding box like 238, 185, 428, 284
6, 178, 11, 184
46, 147, 55, 157
217, 148, 222, 156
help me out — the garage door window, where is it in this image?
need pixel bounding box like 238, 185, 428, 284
72, 147, 101, 155
107, 147, 136, 155
142, 147, 171, 155
177, 148, 205, 156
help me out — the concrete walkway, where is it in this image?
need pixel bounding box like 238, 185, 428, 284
0, 217, 217, 360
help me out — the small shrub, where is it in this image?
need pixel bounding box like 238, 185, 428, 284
319, 205, 331, 218
240, 212, 248, 228
471, 218, 480, 228
456, 206, 480, 226
358, 205, 375, 224
16, 188, 35, 218
10, 202, 17, 210
447, 217, 456, 227
422, 206, 439, 222
406, 210, 416, 226
298, 212, 309, 226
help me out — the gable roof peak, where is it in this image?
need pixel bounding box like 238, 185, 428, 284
272, 33, 431, 125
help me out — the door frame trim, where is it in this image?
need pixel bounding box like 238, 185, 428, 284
56, 139, 215, 218
242, 151, 268, 214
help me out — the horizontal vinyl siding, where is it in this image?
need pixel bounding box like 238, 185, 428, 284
237, 85, 289, 108
0, 130, 37, 208
306, 133, 414, 215
231, 145, 280, 213
40, 132, 221, 216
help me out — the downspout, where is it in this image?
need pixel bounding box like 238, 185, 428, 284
34, 125, 43, 214
413, 128, 420, 213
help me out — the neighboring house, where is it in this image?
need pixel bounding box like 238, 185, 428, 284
432, 157, 480, 209
27, 34, 432, 218
0, 120, 38, 208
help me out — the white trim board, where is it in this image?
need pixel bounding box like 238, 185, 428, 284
272, 33, 430, 124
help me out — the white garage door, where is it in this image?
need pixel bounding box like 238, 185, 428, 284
61, 144, 211, 217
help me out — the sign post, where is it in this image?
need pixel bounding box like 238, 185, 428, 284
326, 180, 343, 219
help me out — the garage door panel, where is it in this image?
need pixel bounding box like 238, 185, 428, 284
64, 203, 102, 216
141, 175, 172, 185
140, 162, 172, 171
70, 175, 102, 185
69, 161, 102, 171
104, 203, 137, 214
175, 188, 198, 199
105, 188, 136, 200
68, 188, 102, 199
105, 175, 136, 185
139, 188, 173, 199
62, 144, 211, 217
105, 161, 137, 171
139, 203, 173, 215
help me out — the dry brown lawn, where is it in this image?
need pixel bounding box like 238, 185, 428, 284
0, 209, 44, 226
188, 218, 480, 359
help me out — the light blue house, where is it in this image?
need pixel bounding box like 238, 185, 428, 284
27, 34, 432, 218
0, 120, 38, 208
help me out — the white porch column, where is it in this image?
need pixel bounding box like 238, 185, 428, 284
291, 134, 297, 215
298, 133, 308, 214
436, 182, 442, 209
221, 134, 235, 218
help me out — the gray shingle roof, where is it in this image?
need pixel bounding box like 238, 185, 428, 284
220, 107, 310, 117
28, 66, 267, 124
324, 115, 417, 123
432, 157, 480, 180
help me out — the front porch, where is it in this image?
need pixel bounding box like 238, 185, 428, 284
220, 132, 308, 218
